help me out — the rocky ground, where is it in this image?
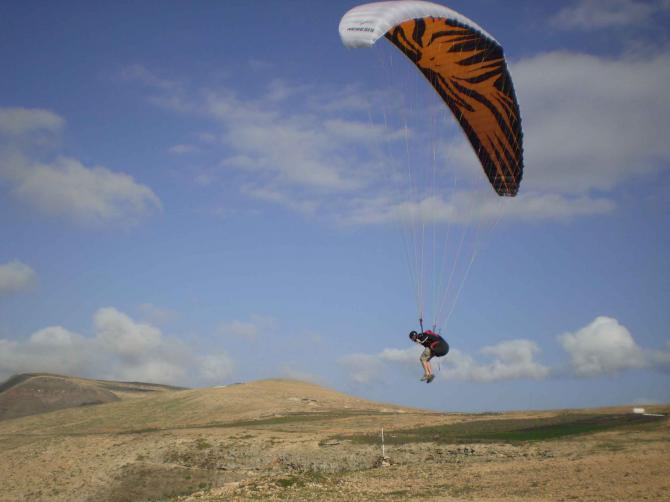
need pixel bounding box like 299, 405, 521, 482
0, 378, 668, 501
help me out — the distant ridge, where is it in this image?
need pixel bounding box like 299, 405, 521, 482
0, 377, 420, 435
0, 373, 187, 421
0, 373, 37, 394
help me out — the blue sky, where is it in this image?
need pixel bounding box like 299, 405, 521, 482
1, 0, 669, 412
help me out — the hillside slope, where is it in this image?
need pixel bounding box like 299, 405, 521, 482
0, 376, 668, 501
0, 373, 185, 421
0, 378, 421, 434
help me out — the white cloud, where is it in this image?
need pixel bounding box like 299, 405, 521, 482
443, 340, 550, 383
323, 118, 403, 144
514, 50, 670, 194
0, 107, 64, 136
130, 77, 395, 200
552, 0, 665, 30
191, 87, 365, 192
197, 353, 235, 382
340, 318, 670, 385
0, 327, 95, 379
241, 185, 318, 215
558, 316, 670, 376
0, 307, 235, 386
81, 307, 189, 384
340, 191, 614, 226
218, 114, 363, 191
265, 78, 311, 103
30, 326, 79, 347
120, 64, 181, 92
277, 364, 320, 383
338, 353, 386, 385
137, 303, 178, 325
3, 155, 161, 226
168, 144, 198, 155
132, 46, 670, 226
321, 47, 667, 224
0, 260, 36, 295
95, 307, 163, 362
218, 320, 259, 339
340, 339, 549, 384
217, 315, 277, 340
0, 107, 161, 226
379, 346, 421, 365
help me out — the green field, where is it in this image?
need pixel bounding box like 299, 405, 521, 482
342, 413, 665, 445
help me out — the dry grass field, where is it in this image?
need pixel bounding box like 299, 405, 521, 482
0, 374, 668, 501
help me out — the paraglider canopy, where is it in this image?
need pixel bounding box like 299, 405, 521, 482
339, 1, 523, 196
339, 0, 495, 48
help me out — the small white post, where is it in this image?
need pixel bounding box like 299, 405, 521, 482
381, 427, 385, 458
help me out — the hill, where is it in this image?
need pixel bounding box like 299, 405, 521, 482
0, 373, 186, 421
0, 376, 668, 501
0, 377, 421, 435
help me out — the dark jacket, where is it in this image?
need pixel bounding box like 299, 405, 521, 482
416, 331, 449, 357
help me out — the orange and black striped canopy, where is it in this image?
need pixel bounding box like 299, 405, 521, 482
340, 1, 524, 196
385, 17, 523, 196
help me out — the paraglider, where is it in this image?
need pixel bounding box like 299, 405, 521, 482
409, 329, 449, 383
339, 1, 523, 379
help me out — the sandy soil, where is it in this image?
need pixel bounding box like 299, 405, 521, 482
0, 378, 668, 502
